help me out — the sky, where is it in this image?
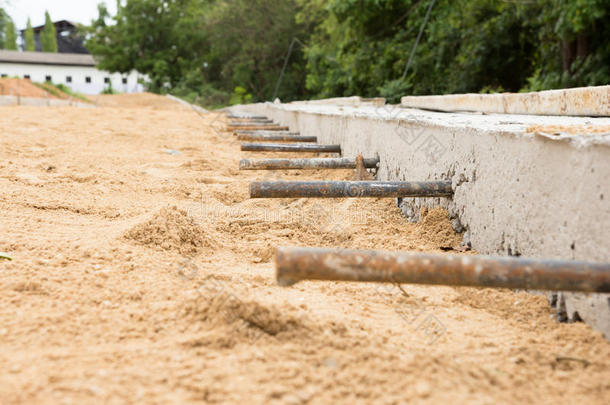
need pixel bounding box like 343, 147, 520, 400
3, 0, 117, 30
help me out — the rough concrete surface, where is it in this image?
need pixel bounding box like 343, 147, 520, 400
231, 101, 610, 337
0, 95, 93, 108
165, 94, 209, 114
401, 85, 610, 116
291, 96, 386, 107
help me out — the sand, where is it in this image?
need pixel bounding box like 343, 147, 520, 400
0, 93, 608, 404
526, 124, 610, 135
0, 78, 60, 99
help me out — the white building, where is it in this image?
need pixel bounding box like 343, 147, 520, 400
0, 50, 145, 94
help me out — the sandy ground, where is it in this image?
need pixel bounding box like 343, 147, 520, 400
0, 93, 609, 404
0, 78, 58, 99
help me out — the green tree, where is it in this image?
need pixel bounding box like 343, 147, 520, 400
84, 0, 610, 106
4, 18, 16, 50
202, 0, 310, 102
86, 0, 311, 103
299, 0, 609, 100
86, 0, 207, 91
40, 10, 57, 52
0, 8, 6, 49
24, 17, 35, 51
524, 0, 610, 90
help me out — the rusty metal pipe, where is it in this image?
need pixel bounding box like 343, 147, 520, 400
237, 134, 317, 142
230, 121, 275, 126
234, 130, 300, 136
240, 157, 379, 170
241, 143, 341, 153
227, 125, 290, 131
275, 247, 610, 292
229, 121, 275, 126
250, 180, 452, 198
227, 114, 268, 119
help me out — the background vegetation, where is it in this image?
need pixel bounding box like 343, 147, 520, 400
85, 0, 609, 106
3, 1, 610, 106
0, 8, 58, 53
40, 11, 58, 53
0, 7, 8, 49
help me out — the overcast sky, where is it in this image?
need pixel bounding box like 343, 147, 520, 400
3, 0, 117, 29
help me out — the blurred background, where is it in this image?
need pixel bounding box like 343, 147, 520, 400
1, 0, 608, 106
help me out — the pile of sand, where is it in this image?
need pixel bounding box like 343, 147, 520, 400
125, 206, 212, 255
0, 78, 56, 98
415, 206, 463, 248
181, 294, 323, 349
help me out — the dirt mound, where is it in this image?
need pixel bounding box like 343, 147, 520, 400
0, 78, 56, 98
125, 206, 212, 255
453, 288, 554, 324
415, 206, 463, 248
180, 290, 344, 349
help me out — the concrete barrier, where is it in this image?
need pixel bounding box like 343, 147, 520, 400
291, 96, 386, 107
230, 97, 610, 338
401, 85, 610, 116
0, 95, 94, 108
165, 94, 209, 114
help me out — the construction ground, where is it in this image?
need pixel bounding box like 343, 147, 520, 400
0, 91, 609, 404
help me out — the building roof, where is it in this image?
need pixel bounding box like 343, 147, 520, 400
21, 20, 78, 34
0, 50, 95, 67
19, 20, 90, 54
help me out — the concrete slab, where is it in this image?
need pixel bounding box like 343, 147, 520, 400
165, 94, 209, 114
0, 95, 93, 108
231, 100, 610, 338
401, 85, 610, 116
291, 96, 386, 107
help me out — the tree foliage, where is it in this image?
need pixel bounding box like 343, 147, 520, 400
0, 8, 6, 49
87, 0, 208, 92
199, 0, 310, 102
86, 0, 610, 106
3, 16, 16, 50
86, 0, 310, 106
41, 10, 58, 53
25, 18, 35, 51
0, 8, 17, 50
300, 0, 610, 102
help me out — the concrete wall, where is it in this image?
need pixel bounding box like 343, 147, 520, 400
230, 101, 610, 337
0, 95, 93, 108
0, 62, 144, 94
401, 85, 610, 116
291, 96, 386, 107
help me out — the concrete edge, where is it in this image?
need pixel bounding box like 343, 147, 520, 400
257, 101, 610, 148
166, 94, 209, 114
0, 95, 94, 108
291, 96, 386, 107
401, 85, 610, 117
